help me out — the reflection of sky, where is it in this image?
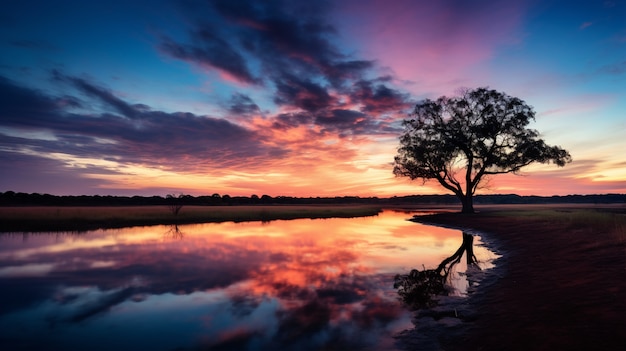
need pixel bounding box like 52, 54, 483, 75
0, 211, 497, 350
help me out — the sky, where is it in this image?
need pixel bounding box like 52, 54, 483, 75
1, 0, 625, 197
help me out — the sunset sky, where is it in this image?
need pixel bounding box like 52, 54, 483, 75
1, 0, 625, 197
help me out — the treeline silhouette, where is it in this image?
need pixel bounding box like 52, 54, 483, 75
0, 191, 623, 206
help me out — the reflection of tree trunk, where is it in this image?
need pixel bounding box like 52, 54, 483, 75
394, 232, 479, 309
164, 224, 184, 239
436, 232, 477, 277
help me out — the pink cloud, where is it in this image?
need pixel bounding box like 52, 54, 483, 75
333, 0, 527, 95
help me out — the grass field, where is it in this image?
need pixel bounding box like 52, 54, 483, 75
479, 204, 626, 238
408, 203, 626, 350
0, 205, 382, 232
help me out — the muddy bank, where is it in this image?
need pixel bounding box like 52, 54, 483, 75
411, 206, 626, 351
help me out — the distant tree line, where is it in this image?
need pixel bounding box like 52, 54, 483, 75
0, 191, 378, 206
0, 191, 623, 206
389, 193, 625, 205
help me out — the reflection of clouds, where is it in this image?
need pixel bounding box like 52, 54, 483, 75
229, 294, 262, 317
0, 263, 54, 277
0, 211, 496, 350
42, 286, 139, 326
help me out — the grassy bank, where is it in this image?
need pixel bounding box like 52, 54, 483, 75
487, 206, 625, 241
409, 204, 626, 350
416, 204, 625, 238
0, 205, 382, 232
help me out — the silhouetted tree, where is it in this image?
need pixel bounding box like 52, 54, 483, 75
393, 87, 571, 213
166, 193, 184, 216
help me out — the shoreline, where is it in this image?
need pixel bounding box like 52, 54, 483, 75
396, 214, 508, 350
410, 205, 626, 350
0, 205, 382, 232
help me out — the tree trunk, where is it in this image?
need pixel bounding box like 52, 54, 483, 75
460, 194, 475, 214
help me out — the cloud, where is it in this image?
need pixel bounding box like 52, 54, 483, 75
1, 68, 412, 195
351, 78, 412, 114
316, 109, 366, 126
580, 21, 593, 29
270, 108, 398, 139
159, 0, 337, 88
207, 0, 347, 84
160, 28, 260, 85
273, 74, 335, 112
599, 61, 626, 75
158, 0, 405, 118
316, 109, 376, 137
53, 70, 139, 118
333, 0, 527, 94
0, 150, 116, 194
0, 73, 287, 175
228, 92, 261, 115
0, 75, 62, 127
67, 287, 137, 323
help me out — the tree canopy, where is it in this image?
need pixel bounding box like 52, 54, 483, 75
393, 87, 572, 213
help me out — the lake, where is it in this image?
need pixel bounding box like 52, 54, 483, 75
0, 210, 497, 350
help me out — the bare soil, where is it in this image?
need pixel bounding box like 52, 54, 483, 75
414, 204, 626, 351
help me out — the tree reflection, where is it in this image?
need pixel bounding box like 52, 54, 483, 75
394, 232, 478, 309
163, 224, 184, 239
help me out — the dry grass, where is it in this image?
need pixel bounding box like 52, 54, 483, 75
409, 204, 626, 350
0, 205, 382, 232
485, 205, 626, 243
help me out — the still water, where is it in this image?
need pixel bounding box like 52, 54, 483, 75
0, 210, 496, 350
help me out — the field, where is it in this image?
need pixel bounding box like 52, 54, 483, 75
0, 205, 382, 232
411, 203, 626, 350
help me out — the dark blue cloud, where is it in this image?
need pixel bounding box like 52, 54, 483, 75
0, 73, 287, 173
316, 109, 365, 126
228, 92, 260, 115
272, 108, 401, 137
160, 28, 260, 85
0, 75, 61, 127
272, 112, 314, 130
53, 70, 140, 118
274, 74, 334, 112
351, 78, 412, 114
158, 0, 411, 136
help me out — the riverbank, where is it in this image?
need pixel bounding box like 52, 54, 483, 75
0, 205, 382, 232
413, 204, 626, 350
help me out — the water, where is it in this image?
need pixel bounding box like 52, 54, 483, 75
0, 210, 497, 350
